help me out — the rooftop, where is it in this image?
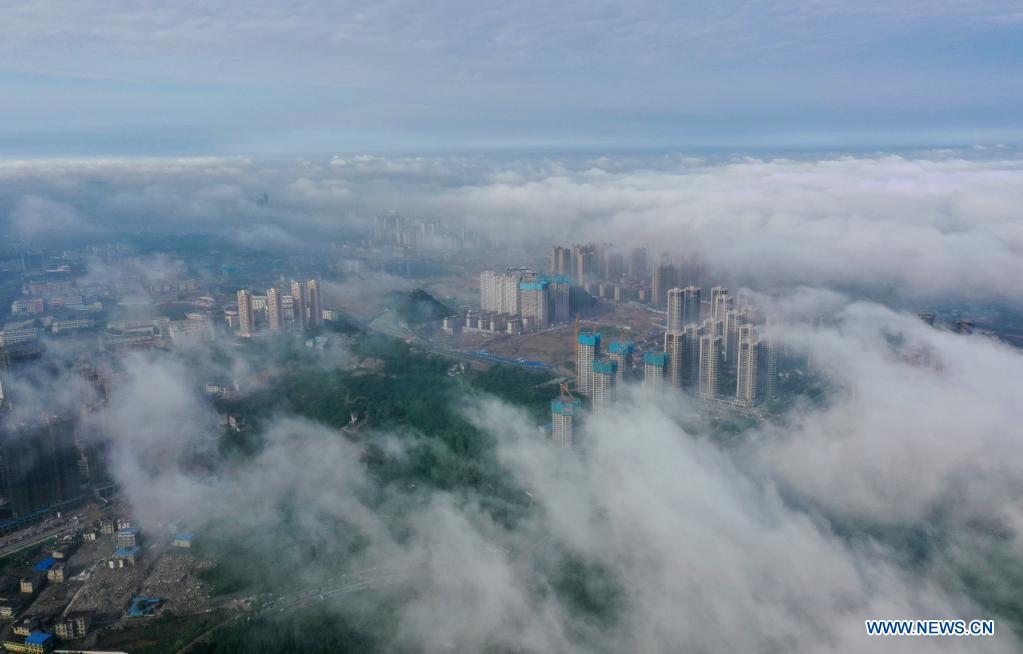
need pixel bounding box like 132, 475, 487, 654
25, 632, 53, 645
551, 398, 581, 415
578, 332, 600, 346
519, 281, 550, 291
32, 558, 56, 572
114, 546, 141, 557
644, 351, 668, 365
608, 341, 635, 354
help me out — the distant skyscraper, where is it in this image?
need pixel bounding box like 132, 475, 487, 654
551, 396, 582, 449
608, 341, 634, 385
548, 276, 571, 324
576, 332, 601, 396
682, 323, 700, 387
760, 338, 779, 400
723, 309, 745, 369
628, 247, 648, 279
551, 246, 571, 275
698, 334, 722, 398
735, 325, 759, 407
707, 288, 732, 321
237, 289, 254, 336
266, 287, 284, 332
291, 281, 308, 330
682, 286, 702, 325
602, 251, 624, 281
643, 351, 667, 389
666, 288, 685, 332
651, 263, 677, 305
701, 318, 723, 339
591, 359, 617, 413
664, 330, 685, 388
572, 244, 597, 282
306, 279, 323, 327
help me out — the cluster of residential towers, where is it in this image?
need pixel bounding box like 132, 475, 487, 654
553, 285, 778, 449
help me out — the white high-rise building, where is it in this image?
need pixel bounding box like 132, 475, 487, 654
682, 323, 700, 387
667, 288, 685, 332
591, 359, 617, 414
682, 286, 702, 325
716, 288, 732, 323
664, 330, 685, 388
237, 289, 254, 336
501, 275, 521, 315
576, 332, 601, 396
480, 270, 501, 313
643, 351, 667, 389
551, 396, 582, 449
723, 309, 745, 369
701, 318, 723, 339
608, 341, 634, 385
266, 287, 284, 332
480, 268, 534, 315
698, 334, 722, 398
735, 324, 759, 407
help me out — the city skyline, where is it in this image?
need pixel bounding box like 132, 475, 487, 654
0, 1, 1021, 651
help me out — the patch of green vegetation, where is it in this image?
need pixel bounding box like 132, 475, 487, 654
468, 365, 555, 422
95, 612, 230, 654
0, 537, 59, 568
190, 603, 386, 654
390, 289, 452, 325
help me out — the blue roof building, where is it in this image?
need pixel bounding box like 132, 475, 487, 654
551, 398, 582, 415
592, 359, 618, 376
519, 280, 550, 291
578, 332, 600, 347
608, 340, 635, 355
644, 351, 668, 366
128, 594, 162, 617
32, 558, 56, 572
25, 632, 53, 645
113, 546, 141, 565
24, 631, 54, 651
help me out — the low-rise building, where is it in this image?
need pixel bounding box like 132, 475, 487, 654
116, 527, 139, 548
12, 617, 37, 636
113, 546, 140, 565
53, 613, 90, 641
18, 574, 44, 596
0, 599, 22, 619
45, 565, 64, 584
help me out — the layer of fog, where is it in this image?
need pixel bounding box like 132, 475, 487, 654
3, 150, 1023, 304
78, 292, 1023, 653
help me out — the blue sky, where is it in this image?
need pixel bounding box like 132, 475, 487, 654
1, 0, 1021, 155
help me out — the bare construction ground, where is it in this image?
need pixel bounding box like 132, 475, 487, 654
479, 303, 667, 373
